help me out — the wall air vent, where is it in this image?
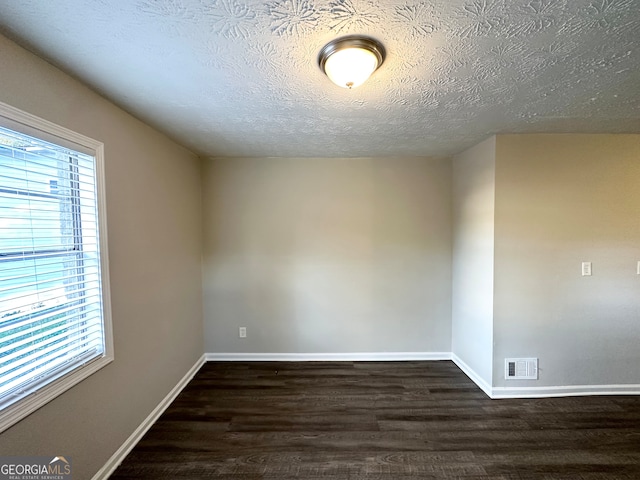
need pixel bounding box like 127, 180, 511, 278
505, 358, 538, 380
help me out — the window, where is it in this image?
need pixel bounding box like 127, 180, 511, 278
0, 102, 112, 432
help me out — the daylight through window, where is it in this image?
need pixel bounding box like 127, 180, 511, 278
0, 105, 111, 432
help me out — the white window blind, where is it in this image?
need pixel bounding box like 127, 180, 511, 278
0, 103, 112, 432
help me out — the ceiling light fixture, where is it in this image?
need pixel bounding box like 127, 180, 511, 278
318, 35, 386, 89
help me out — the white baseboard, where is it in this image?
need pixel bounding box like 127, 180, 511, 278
450, 353, 640, 398
491, 384, 640, 399
205, 352, 452, 362
91, 354, 205, 480
451, 353, 492, 398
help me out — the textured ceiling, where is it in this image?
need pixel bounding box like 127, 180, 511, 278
0, 0, 639, 157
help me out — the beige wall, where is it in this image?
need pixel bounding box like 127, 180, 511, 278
0, 34, 204, 478
452, 137, 495, 387
494, 134, 640, 387
202, 157, 452, 354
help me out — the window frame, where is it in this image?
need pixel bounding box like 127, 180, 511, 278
0, 101, 113, 433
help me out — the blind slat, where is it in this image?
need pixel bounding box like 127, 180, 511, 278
0, 331, 103, 391
1, 349, 99, 405
0, 300, 102, 343
0, 322, 103, 376
0, 315, 103, 365
1, 299, 101, 335
0, 261, 99, 290
0, 277, 101, 303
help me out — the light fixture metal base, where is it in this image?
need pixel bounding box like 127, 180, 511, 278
318, 35, 386, 88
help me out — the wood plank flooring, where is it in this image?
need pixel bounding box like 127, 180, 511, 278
110, 361, 640, 479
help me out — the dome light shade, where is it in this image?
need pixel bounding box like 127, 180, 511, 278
318, 36, 385, 89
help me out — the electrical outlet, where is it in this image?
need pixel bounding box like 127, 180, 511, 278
239, 327, 247, 338
582, 262, 592, 276
637, 261, 640, 275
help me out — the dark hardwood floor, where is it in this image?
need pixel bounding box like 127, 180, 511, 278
110, 361, 640, 479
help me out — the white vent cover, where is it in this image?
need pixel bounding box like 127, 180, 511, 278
505, 358, 538, 380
